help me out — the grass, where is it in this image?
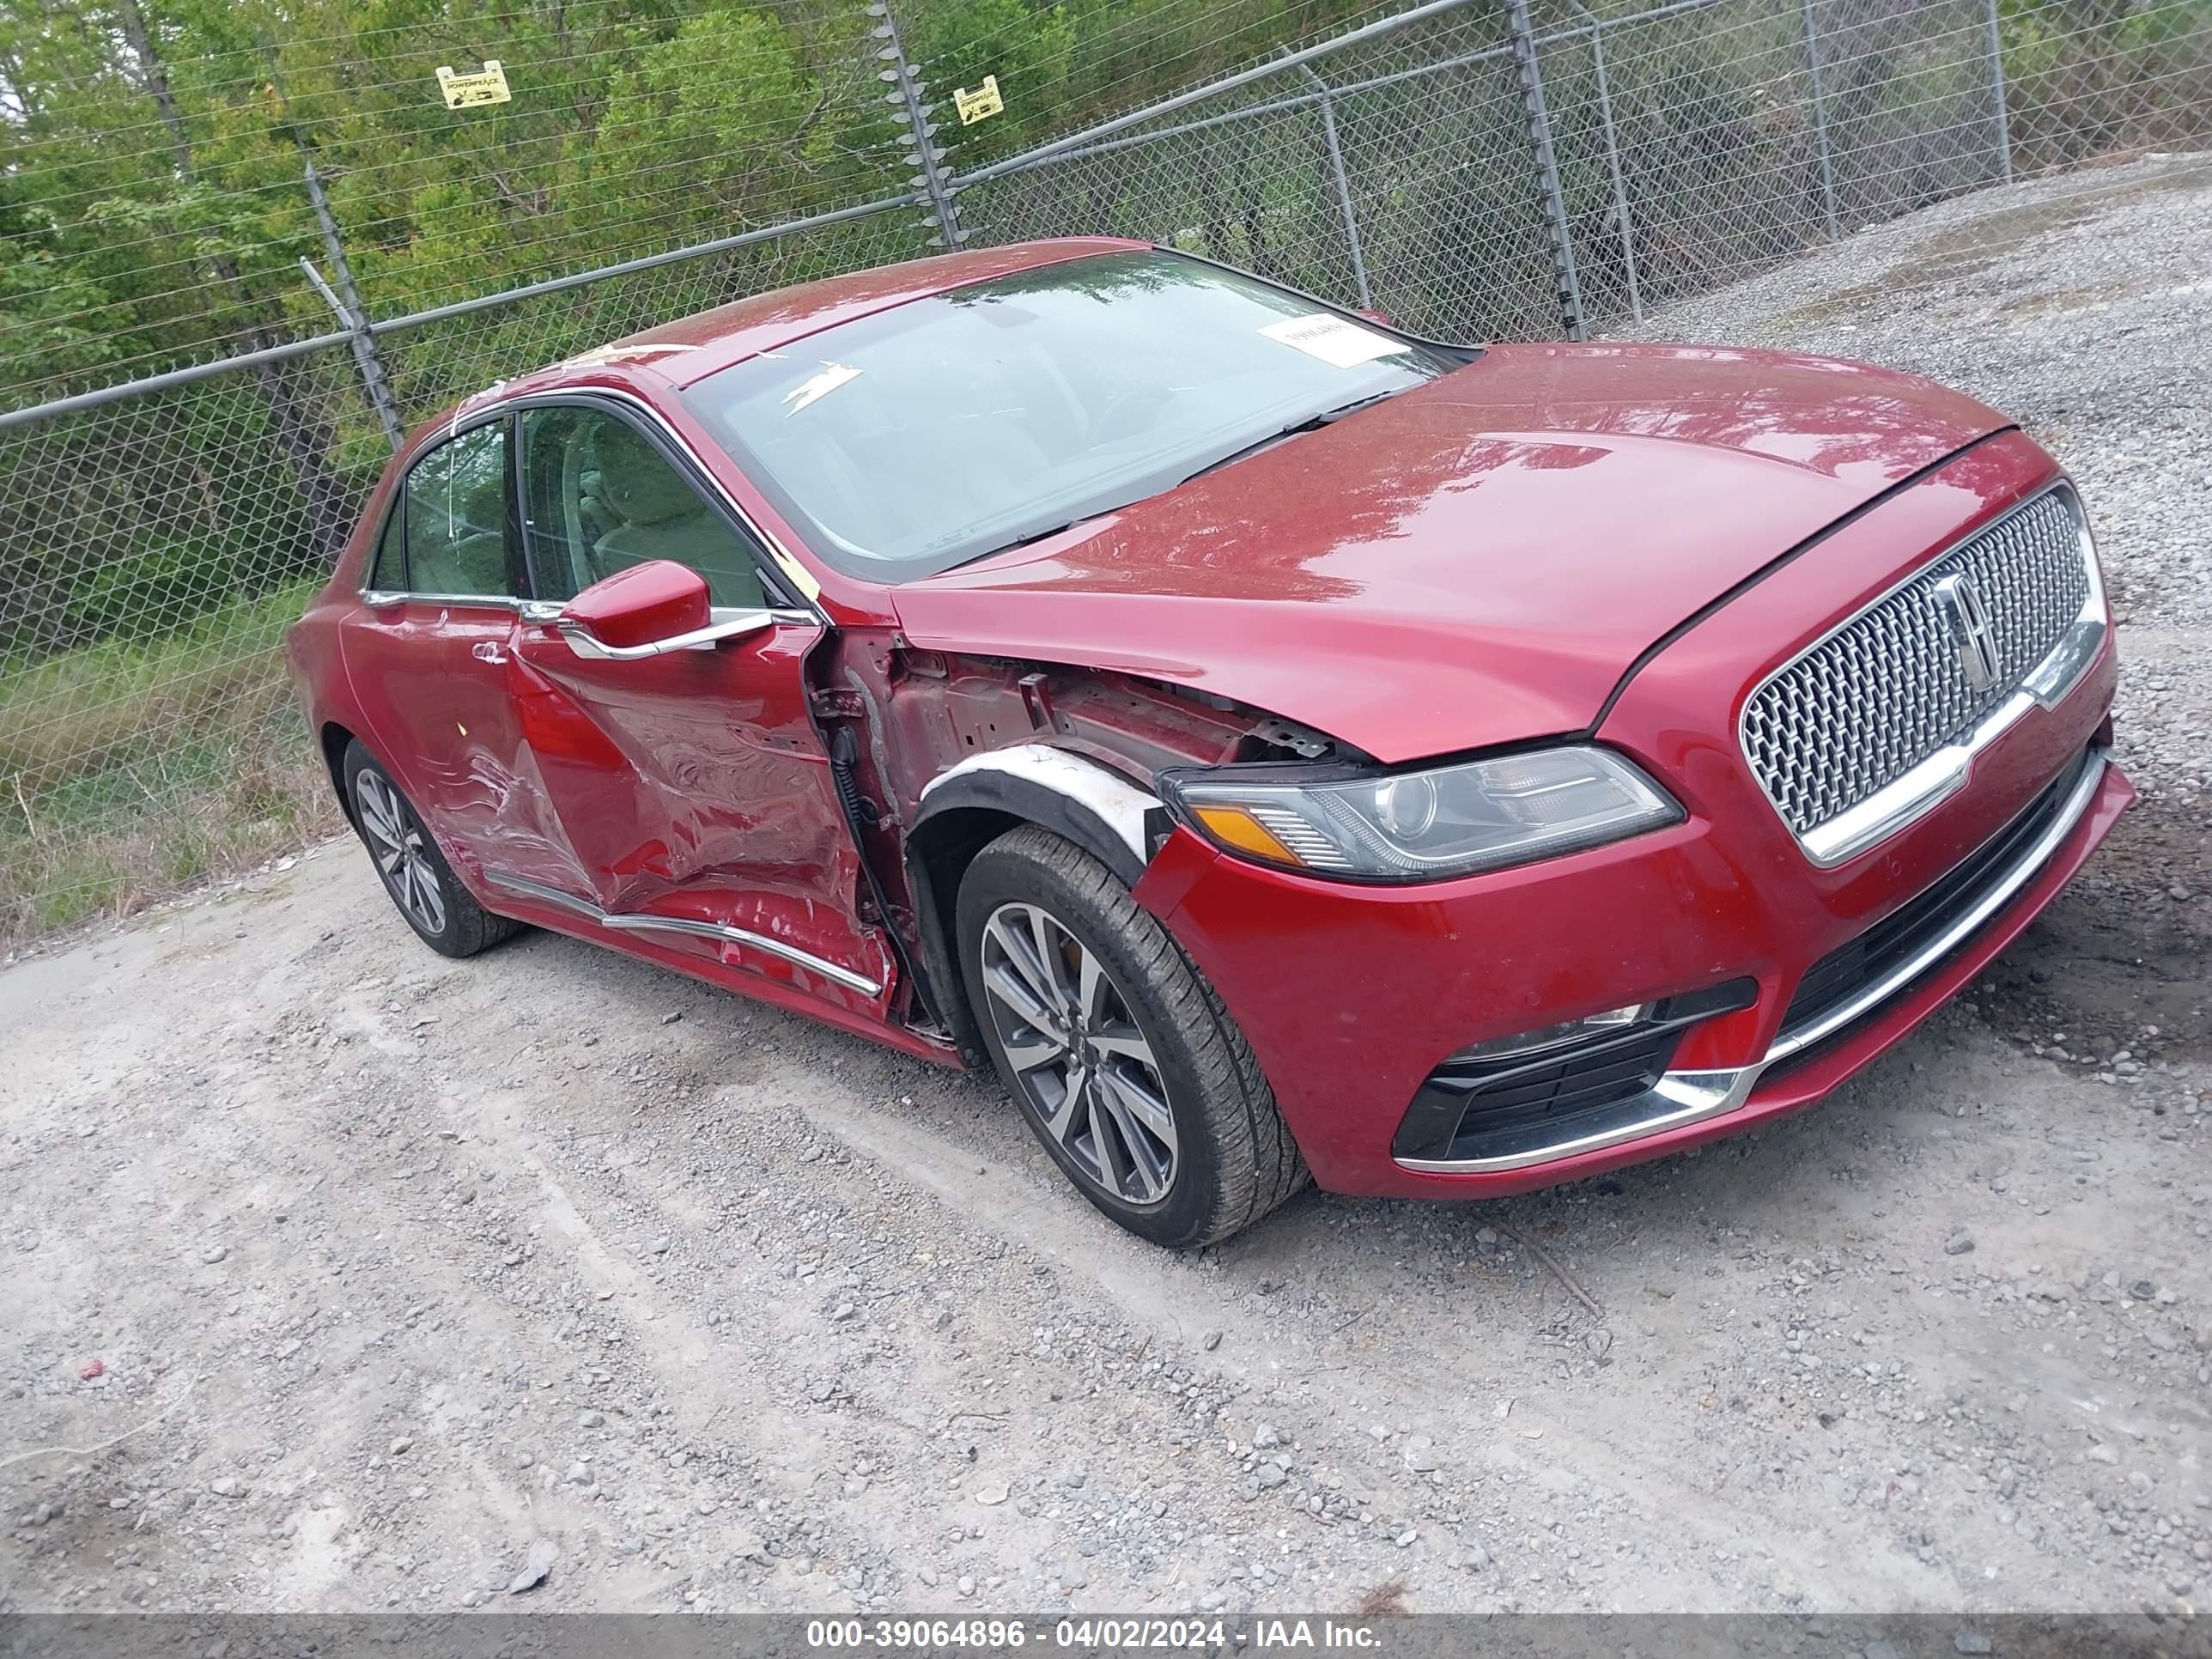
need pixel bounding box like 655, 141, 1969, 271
0, 585, 317, 781
0, 583, 343, 945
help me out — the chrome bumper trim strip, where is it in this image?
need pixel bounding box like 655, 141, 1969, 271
1393, 1065, 1754, 1176
1395, 749, 2108, 1176
1764, 745, 2106, 1063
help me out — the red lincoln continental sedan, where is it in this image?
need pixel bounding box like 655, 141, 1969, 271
286, 238, 2130, 1247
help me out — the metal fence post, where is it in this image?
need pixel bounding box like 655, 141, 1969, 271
870, 1, 964, 250
1984, 0, 2014, 185
1569, 1, 1642, 324
1801, 0, 1842, 240
300, 157, 406, 450
1506, 0, 1585, 341
1296, 62, 1374, 309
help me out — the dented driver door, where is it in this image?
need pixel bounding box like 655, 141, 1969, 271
500, 399, 892, 1014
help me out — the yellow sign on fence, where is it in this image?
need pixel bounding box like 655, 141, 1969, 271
953, 75, 1004, 127
435, 60, 513, 110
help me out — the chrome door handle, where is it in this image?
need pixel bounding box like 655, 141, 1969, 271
472, 641, 509, 665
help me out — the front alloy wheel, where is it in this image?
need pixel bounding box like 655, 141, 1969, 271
978, 900, 1179, 1205
956, 823, 1307, 1248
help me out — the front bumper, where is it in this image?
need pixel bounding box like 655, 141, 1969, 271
1393, 743, 2118, 1176
1132, 435, 2130, 1200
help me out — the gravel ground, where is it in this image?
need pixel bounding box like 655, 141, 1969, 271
1629, 149, 2212, 1060
3, 158, 2209, 1619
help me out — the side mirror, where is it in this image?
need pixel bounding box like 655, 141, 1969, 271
553, 560, 772, 659
1356, 307, 1395, 328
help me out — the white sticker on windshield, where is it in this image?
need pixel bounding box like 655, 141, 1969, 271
783, 362, 862, 416
1258, 313, 1407, 369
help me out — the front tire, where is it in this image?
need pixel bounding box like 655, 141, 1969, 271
956, 824, 1306, 1248
343, 740, 520, 959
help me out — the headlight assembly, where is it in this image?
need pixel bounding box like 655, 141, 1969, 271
1162, 745, 1682, 882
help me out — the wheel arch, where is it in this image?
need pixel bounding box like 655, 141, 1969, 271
319, 720, 362, 830
902, 745, 1167, 1066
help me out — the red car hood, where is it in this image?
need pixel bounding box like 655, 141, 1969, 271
891, 343, 2011, 763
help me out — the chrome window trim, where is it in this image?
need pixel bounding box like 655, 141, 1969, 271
363, 592, 524, 611
356, 591, 816, 629
1739, 481, 2106, 869
1395, 748, 2109, 1176
485, 872, 883, 997
355, 407, 517, 605
356, 386, 829, 622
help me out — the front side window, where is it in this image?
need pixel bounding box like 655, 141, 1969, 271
403, 422, 515, 598
520, 405, 767, 609
678, 251, 1460, 580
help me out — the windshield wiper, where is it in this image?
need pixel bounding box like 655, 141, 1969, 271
934, 389, 1405, 572
936, 509, 1122, 572
1178, 390, 1401, 487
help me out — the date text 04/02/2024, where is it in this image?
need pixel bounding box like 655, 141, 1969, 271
802, 1618, 1385, 1650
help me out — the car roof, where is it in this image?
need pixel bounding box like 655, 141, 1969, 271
607, 236, 1147, 389
407, 237, 1150, 445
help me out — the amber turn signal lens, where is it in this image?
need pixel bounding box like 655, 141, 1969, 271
1191, 804, 1304, 867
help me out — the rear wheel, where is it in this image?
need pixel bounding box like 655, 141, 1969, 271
956, 824, 1306, 1248
343, 740, 520, 958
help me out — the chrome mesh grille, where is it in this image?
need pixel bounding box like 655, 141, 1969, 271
1741, 488, 2091, 838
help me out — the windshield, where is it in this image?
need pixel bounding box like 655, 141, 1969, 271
677, 251, 1462, 580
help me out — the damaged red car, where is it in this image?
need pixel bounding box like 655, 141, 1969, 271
287, 239, 2130, 1247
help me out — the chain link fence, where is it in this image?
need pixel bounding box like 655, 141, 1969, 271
0, 0, 945, 941
956, 0, 2209, 338
0, 0, 2206, 943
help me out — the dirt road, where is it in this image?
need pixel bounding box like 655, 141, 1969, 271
4, 159, 2209, 1617
1, 826, 2205, 1617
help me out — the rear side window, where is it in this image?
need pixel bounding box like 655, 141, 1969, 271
404, 423, 515, 598
367, 499, 405, 589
